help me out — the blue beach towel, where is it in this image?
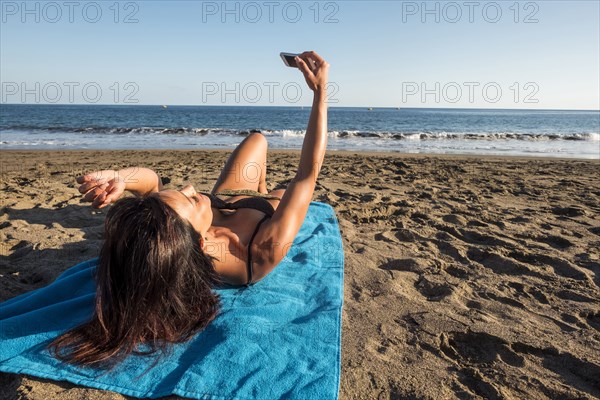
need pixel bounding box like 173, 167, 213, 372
0, 202, 344, 399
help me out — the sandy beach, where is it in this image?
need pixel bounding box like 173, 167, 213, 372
1, 149, 599, 399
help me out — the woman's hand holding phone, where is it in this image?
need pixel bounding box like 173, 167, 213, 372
294, 51, 329, 94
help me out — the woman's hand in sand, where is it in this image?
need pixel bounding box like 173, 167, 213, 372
76, 170, 126, 209
295, 51, 329, 93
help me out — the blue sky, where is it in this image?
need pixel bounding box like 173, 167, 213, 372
1, 0, 599, 109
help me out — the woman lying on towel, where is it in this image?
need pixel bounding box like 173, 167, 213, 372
47, 51, 330, 369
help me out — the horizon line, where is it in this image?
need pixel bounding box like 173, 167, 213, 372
1, 103, 599, 112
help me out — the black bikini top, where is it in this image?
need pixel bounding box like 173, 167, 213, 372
200, 192, 275, 285
200, 192, 275, 217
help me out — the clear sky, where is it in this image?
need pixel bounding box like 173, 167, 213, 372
1, 0, 599, 109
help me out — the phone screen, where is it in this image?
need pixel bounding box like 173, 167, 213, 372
281, 53, 299, 68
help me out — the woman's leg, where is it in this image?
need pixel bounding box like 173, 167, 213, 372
212, 132, 268, 194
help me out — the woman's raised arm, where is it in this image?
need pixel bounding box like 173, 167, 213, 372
76, 167, 163, 208
251, 51, 330, 282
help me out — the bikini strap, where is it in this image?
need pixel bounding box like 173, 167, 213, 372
246, 215, 270, 286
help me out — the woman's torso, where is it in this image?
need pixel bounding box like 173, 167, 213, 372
207, 190, 284, 285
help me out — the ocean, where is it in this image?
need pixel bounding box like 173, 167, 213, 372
1, 104, 598, 159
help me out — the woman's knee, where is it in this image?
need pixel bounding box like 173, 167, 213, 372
247, 132, 268, 148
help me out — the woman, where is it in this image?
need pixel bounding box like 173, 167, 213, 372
47, 51, 330, 369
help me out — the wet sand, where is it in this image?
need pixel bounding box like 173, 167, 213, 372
1, 149, 599, 399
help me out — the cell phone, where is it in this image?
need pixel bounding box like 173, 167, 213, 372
280, 52, 300, 68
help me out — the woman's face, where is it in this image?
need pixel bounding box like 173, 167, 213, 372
156, 184, 213, 238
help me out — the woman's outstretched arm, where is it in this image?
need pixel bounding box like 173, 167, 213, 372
250, 51, 330, 282
76, 167, 163, 208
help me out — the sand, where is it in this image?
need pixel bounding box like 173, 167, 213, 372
1, 149, 599, 400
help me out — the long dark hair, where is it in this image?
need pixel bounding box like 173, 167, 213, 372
47, 195, 221, 371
